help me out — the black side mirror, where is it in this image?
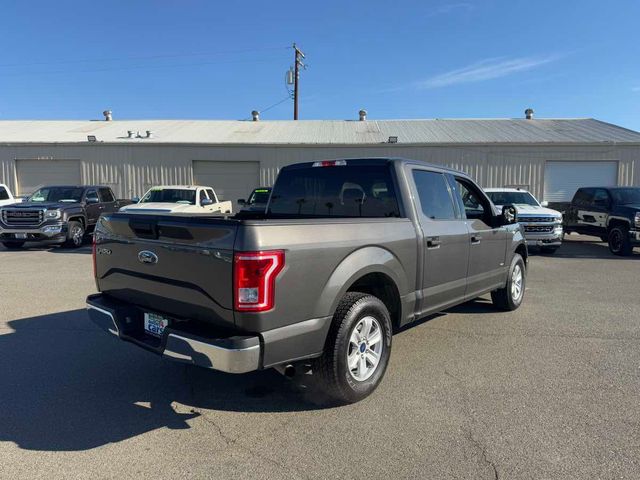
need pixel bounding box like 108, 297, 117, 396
501, 204, 518, 225
237, 199, 246, 206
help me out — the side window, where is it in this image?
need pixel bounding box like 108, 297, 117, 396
99, 188, 115, 203
453, 178, 490, 222
86, 189, 99, 202
575, 188, 594, 207
199, 189, 207, 204
592, 189, 610, 208
0, 186, 9, 201
206, 189, 217, 202
412, 170, 456, 220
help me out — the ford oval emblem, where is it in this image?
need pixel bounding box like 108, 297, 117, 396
138, 250, 158, 265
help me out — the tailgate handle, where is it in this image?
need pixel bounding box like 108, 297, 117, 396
129, 219, 159, 239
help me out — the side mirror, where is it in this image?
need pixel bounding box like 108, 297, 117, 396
86, 197, 99, 204
541, 200, 549, 207
501, 204, 518, 225
132, 196, 140, 203
237, 199, 246, 206
201, 198, 213, 207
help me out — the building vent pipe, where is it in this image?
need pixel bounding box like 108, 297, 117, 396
359, 109, 367, 121
146, 130, 153, 138
103, 110, 112, 121
127, 130, 135, 138
251, 110, 260, 121
525, 108, 534, 120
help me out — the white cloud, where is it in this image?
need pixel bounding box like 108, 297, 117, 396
416, 54, 562, 89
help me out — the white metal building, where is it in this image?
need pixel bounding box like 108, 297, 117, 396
0, 116, 639, 204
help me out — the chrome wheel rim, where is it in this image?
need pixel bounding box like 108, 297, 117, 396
72, 226, 84, 246
511, 264, 523, 301
347, 316, 383, 382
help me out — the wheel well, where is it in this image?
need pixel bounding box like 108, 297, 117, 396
515, 244, 528, 266
68, 216, 85, 228
347, 272, 401, 329
608, 219, 629, 231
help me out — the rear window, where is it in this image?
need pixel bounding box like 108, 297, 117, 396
267, 164, 401, 218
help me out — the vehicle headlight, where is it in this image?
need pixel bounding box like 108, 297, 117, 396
635, 212, 640, 228
554, 214, 563, 223
45, 209, 61, 219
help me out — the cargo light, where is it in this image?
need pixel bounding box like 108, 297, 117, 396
234, 250, 285, 312
312, 160, 347, 167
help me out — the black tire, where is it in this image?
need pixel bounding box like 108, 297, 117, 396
540, 246, 559, 254
2, 241, 25, 249
491, 253, 526, 311
63, 221, 85, 248
608, 225, 633, 256
313, 292, 393, 404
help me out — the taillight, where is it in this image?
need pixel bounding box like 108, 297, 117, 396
234, 250, 285, 312
92, 234, 97, 278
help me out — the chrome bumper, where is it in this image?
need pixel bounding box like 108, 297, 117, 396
523, 225, 563, 247
0, 223, 66, 239
86, 299, 260, 374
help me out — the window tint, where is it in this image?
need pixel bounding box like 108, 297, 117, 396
412, 170, 456, 220
86, 189, 99, 201
206, 189, 216, 202
610, 188, 640, 205
141, 188, 196, 205
0, 186, 8, 201
454, 179, 488, 221
592, 189, 610, 207
99, 188, 115, 203
573, 189, 593, 206
268, 164, 401, 218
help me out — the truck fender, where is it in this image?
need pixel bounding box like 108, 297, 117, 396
313, 246, 409, 320
606, 215, 630, 229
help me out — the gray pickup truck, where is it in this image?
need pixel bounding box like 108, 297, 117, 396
87, 158, 527, 404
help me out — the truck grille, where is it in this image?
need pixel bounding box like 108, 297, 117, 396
1, 208, 45, 227
524, 225, 554, 233
518, 216, 553, 223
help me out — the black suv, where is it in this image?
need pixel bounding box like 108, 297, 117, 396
564, 187, 640, 256
0, 185, 131, 249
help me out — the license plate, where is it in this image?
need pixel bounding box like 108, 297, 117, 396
144, 313, 169, 337
14, 233, 27, 239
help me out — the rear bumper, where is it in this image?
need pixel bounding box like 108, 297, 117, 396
86, 293, 260, 374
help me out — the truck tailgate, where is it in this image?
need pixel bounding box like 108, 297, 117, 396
94, 213, 238, 327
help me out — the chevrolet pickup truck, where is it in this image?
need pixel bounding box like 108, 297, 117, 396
0, 185, 131, 249
0, 184, 21, 207
120, 185, 233, 215
485, 188, 563, 253
87, 158, 528, 404
564, 186, 640, 256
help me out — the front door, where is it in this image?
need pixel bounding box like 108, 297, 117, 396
450, 176, 508, 299
410, 168, 470, 315
84, 188, 102, 225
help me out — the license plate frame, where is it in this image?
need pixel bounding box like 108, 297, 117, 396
14, 233, 27, 239
144, 312, 169, 337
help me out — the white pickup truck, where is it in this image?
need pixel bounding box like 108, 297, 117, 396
0, 184, 21, 207
119, 185, 232, 215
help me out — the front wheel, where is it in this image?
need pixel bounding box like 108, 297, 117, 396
63, 221, 85, 248
491, 253, 526, 311
313, 292, 392, 404
608, 226, 633, 256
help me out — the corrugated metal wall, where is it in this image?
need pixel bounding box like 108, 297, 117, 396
0, 143, 638, 200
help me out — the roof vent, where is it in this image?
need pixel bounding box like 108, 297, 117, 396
127, 130, 135, 139
103, 110, 112, 121
525, 108, 534, 120
146, 130, 153, 139
359, 109, 367, 121
251, 110, 260, 121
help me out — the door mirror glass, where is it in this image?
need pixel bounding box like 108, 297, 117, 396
501, 205, 518, 225
201, 198, 213, 206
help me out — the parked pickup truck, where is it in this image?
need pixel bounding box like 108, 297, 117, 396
485, 188, 563, 253
87, 158, 528, 404
237, 187, 272, 213
564, 186, 640, 256
0, 185, 132, 249
0, 184, 22, 207
120, 185, 233, 215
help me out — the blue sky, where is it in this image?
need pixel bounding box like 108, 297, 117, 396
1, 0, 639, 130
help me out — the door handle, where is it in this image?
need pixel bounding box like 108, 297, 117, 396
471, 235, 482, 245
426, 236, 441, 249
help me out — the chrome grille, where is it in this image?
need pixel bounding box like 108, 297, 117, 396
518, 216, 554, 223
524, 225, 554, 233
1, 208, 45, 226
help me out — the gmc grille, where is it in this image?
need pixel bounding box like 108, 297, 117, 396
1, 208, 45, 227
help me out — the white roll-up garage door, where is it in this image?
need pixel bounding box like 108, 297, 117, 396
192, 161, 260, 203
16, 159, 81, 195
543, 161, 618, 202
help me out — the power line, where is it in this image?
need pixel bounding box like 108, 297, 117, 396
244, 96, 291, 120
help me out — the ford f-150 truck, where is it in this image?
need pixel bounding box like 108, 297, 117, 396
0, 185, 131, 249
87, 158, 528, 404
564, 186, 640, 256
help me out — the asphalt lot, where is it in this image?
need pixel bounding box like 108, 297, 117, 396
0, 235, 638, 479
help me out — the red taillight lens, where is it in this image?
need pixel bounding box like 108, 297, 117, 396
234, 250, 284, 312
92, 234, 97, 278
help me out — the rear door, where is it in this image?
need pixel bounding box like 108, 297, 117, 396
409, 168, 469, 314
450, 176, 508, 299
99, 187, 118, 214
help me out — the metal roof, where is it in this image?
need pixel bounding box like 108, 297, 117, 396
0, 118, 639, 145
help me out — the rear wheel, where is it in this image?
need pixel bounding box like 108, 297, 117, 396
491, 253, 526, 311
313, 292, 392, 404
608, 225, 633, 256
2, 241, 25, 249
63, 221, 85, 248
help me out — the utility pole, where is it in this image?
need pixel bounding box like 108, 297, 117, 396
293, 43, 305, 120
